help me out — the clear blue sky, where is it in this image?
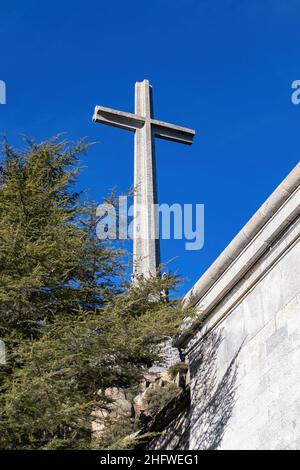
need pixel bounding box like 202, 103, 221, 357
1, 0, 299, 295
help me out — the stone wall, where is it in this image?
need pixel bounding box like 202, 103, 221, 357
147, 387, 191, 450
189, 229, 300, 449
165, 163, 300, 450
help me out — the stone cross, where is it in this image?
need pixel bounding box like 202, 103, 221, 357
93, 79, 195, 278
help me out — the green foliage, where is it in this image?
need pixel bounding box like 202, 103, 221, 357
168, 362, 189, 379
104, 431, 160, 451
0, 137, 123, 337
0, 137, 191, 449
98, 416, 139, 450
145, 383, 180, 417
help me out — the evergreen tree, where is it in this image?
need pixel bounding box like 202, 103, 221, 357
0, 137, 122, 336
0, 137, 191, 449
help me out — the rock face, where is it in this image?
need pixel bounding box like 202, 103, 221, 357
149, 340, 181, 373
92, 388, 133, 438
92, 341, 186, 439
92, 354, 184, 439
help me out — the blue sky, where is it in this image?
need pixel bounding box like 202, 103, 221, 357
1, 0, 300, 295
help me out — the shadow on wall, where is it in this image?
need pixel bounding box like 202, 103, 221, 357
189, 329, 243, 450
146, 387, 191, 450
148, 330, 243, 450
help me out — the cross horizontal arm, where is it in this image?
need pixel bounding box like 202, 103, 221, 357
151, 119, 196, 145
93, 105, 145, 132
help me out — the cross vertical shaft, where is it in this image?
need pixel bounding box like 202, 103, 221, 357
92, 79, 195, 279
134, 80, 160, 277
